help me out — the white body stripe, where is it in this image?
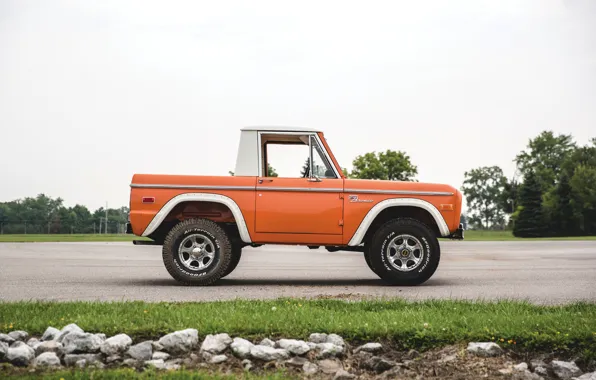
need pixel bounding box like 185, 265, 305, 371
141, 193, 252, 243
347, 198, 451, 246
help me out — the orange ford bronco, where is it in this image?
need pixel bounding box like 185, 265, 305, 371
127, 126, 463, 286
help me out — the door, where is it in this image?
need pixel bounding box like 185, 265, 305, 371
255, 133, 344, 235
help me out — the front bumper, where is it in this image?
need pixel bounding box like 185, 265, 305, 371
447, 223, 464, 240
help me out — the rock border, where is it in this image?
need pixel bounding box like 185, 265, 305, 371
0, 325, 594, 380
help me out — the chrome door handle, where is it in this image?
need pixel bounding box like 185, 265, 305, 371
258, 179, 274, 184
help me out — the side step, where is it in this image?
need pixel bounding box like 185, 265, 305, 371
132, 240, 161, 246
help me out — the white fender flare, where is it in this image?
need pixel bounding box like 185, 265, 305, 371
347, 198, 450, 246
141, 193, 252, 243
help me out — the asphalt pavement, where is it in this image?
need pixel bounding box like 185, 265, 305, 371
0, 241, 594, 304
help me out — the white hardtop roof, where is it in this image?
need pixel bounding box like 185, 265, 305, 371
241, 125, 321, 133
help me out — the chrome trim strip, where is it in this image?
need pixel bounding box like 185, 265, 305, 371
130, 184, 255, 191
345, 189, 453, 196
258, 187, 341, 193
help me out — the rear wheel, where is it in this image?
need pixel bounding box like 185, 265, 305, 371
162, 218, 232, 286
367, 218, 440, 286
221, 244, 242, 278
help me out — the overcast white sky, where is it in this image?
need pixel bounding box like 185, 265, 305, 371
1, 0, 595, 211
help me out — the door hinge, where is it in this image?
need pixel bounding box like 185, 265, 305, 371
339, 219, 344, 226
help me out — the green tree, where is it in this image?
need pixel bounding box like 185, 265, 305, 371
515, 131, 576, 192
569, 164, 596, 235
513, 170, 546, 237
546, 170, 578, 236
351, 150, 417, 181
461, 166, 507, 229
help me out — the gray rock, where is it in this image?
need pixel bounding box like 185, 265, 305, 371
0, 334, 15, 345
535, 367, 549, 377
574, 372, 596, 380
354, 342, 383, 354
513, 370, 545, 380
365, 356, 397, 373
208, 354, 228, 364
41, 327, 61, 341
63, 353, 102, 367
27, 338, 41, 349
0, 341, 8, 361
318, 359, 343, 374
334, 369, 357, 380
152, 351, 170, 361
276, 339, 311, 355
515, 363, 529, 372
231, 337, 254, 359
152, 341, 164, 352
35, 341, 62, 356
249, 345, 289, 361
165, 360, 181, 371
551, 360, 582, 379
8, 331, 29, 342
467, 342, 504, 357
100, 334, 132, 356
34, 352, 61, 368
7, 341, 35, 366
61, 332, 105, 354
145, 359, 165, 369
260, 338, 275, 347
57, 323, 84, 342
200, 333, 232, 354
437, 354, 457, 364
127, 341, 153, 361
286, 356, 309, 367
309, 333, 328, 344
303, 361, 319, 375
158, 329, 199, 355
326, 334, 345, 347
316, 343, 344, 359
307, 342, 317, 350
76, 359, 87, 368
106, 355, 122, 364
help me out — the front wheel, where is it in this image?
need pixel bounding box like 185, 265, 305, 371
367, 218, 440, 286
162, 218, 233, 286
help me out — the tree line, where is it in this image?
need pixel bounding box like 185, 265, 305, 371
0, 194, 129, 234
462, 131, 596, 237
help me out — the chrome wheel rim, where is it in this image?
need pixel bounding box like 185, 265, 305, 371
386, 234, 424, 272
178, 233, 216, 271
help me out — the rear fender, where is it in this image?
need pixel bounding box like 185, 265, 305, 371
142, 193, 252, 243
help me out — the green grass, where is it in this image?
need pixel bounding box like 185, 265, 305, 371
1, 367, 296, 379
0, 234, 150, 243
451, 230, 596, 241
1, 299, 595, 356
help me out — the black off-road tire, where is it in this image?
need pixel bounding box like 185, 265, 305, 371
363, 246, 382, 276
368, 218, 440, 286
221, 244, 242, 278
162, 218, 232, 286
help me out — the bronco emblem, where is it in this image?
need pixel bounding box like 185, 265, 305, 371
348, 195, 373, 203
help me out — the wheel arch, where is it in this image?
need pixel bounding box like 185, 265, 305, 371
142, 193, 252, 244
348, 198, 450, 246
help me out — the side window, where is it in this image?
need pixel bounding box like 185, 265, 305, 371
260, 133, 337, 179
262, 134, 310, 178
311, 136, 337, 179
